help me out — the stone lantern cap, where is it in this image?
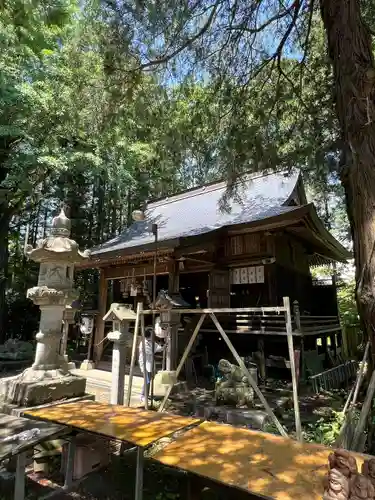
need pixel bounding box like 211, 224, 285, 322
25, 208, 90, 264
103, 303, 137, 322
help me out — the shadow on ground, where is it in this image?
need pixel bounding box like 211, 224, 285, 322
0, 452, 258, 500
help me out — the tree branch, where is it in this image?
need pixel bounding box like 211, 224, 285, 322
227, 2, 299, 35
300, 0, 315, 70
136, 0, 222, 70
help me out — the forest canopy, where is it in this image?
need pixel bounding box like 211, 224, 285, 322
0, 0, 366, 351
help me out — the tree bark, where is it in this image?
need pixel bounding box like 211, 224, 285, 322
0, 213, 9, 344
320, 0, 375, 360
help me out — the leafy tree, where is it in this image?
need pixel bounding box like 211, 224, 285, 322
0, 0, 79, 341
99, 0, 375, 360
337, 280, 361, 332
0, 1, 222, 340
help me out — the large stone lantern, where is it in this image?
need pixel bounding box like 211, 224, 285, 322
0, 208, 89, 408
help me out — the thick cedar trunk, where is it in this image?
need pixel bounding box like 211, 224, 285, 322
320, 0, 375, 360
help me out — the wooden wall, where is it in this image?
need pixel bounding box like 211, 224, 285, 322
272, 231, 310, 275
224, 233, 267, 259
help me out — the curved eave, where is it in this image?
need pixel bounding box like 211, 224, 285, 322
26, 248, 90, 264
303, 204, 351, 262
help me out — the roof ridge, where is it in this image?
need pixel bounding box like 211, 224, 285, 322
148, 169, 293, 209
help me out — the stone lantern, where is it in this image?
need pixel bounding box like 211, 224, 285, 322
153, 290, 190, 395
103, 303, 137, 405
0, 208, 89, 408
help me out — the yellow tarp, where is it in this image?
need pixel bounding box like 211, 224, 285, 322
25, 400, 199, 447
153, 421, 368, 500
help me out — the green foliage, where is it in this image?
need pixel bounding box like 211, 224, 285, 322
99, 2, 352, 239
0, 0, 356, 341
337, 280, 361, 330
0, 0, 230, 339
155, 493, 179, 500
304, 411, 345, 445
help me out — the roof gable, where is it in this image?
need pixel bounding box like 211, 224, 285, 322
91, 171, 301, 256
102, 303, 137, 322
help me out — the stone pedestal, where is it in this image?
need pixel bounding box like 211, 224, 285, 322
107, 330, 127, 405
0, 372, 86, 408
0, 208, 88, 408
153, 370, 177, 397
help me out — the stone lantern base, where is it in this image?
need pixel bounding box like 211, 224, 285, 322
0, 368, 86, 409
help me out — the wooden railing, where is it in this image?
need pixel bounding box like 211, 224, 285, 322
199, 312, 289, 335
197, 300, 341, 336
296, 315, 341, 335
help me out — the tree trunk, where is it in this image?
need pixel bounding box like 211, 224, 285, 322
96, 172, 106, 243
0, 214, 9, 344
320, 0, 375, 360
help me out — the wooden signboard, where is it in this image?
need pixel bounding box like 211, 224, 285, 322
230, 266, 265, 285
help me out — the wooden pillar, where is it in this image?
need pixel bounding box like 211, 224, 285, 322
257, 338, 266, 381
93, 270, 108, 364
265, 233, 277, 306
266, 263, 277, 306
167, 259, 180, 371
293, 300, 304, 381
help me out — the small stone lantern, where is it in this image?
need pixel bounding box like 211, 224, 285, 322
103, 303, 137, 405
0, 208, 90, 407
153, 290, 190, 394
79, 312, 96, 370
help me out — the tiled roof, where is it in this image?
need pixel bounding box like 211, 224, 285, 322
91, 171, 300, 256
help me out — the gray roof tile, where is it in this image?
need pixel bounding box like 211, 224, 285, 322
92, 171, 300, 256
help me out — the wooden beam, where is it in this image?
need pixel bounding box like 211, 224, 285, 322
167, 259, 180, 371
93, 270, 108, 364
284, 297, 302, 442
105, 262, 170, 280
175, 243, 216, 258
125, 302, 142, 407
76, 248, 174, 270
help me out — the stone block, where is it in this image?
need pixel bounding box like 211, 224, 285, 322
79, 359, 95, 370
153, 371, 187, 398
226, 408, 270, 429
155, 370, 177, 385
0, 374, 86, 407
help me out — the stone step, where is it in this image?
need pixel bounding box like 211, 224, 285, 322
193, 404, 270, 430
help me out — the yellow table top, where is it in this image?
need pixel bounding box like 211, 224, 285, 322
152, 421, 368, 500
24, 401, 200, 447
